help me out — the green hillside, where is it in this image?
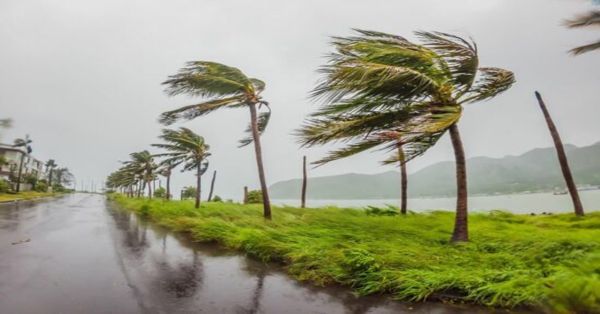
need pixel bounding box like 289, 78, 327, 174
270, 142, 600, 199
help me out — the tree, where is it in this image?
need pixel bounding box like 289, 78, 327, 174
124, 151, 157, 198
297, 30, 515, 242
535, 92, 584, 216
45, 159, 57, 189
207, 170, 217, 202
152, 128, 210, 208
55, 167, 74, 188
157, 161, 176, 200
565, 10, 600, 55
160, 61, 273, 219
12, 135, 32, 193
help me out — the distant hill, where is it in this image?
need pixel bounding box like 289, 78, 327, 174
269, 142, 600, 199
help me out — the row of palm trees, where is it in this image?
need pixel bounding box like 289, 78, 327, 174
109, 24, 590, 243
106, 128, 211, 209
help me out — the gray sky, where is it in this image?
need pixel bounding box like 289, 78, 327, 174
1, 0, 599, 200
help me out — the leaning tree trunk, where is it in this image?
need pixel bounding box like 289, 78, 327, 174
301, 156, 307, 208
207, 170, 216, 201
535, 92, 584, 216
397, 143, 408, 215
16, 153, 25, 192
165, 172, 171, 200
195, 163, 202, 209
147, 180, 152, 199
449, 124, 469, 243
248, 103, 272, 219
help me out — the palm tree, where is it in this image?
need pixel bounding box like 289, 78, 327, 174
125, 151, 157, 198
55, 167, 74, 188
160, 61, 273, 219
565, 10, 600, 55
45, 159, 57, 189
535, 92, 584, 216
12, 135, 32, 193
298, 30, 515, 242
152, 128, 210, 208
157, 162, 176, 200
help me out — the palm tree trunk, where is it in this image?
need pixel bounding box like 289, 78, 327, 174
166, 173, 171, 200
195, 163, 202, 209
207, 170, 216, 202
248, 104, 272, 219
397, 144, 408, 215
16, 153, 25, 192
147, 180, 152, 199
449, 124, 469, 243
243, 186, 248, 204
535, 92, 584, 216
48, 170, 53, 191
301, 156, 307, 208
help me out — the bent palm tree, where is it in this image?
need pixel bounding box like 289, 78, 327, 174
157, 161, 176, 200
13, 135, 32, 192
159, 61, 273, 219
565, 10, 600, 55
298, 30, 515, 242
152, 128, 210, 208
125, 151, 157, 198
45, 159, 57, 188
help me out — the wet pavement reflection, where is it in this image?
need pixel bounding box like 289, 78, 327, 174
1, 194, 522, 313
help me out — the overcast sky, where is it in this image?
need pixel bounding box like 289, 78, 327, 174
1, 0, 599, 200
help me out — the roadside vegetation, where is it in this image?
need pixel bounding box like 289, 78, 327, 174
0, 191, 58, 202
111, 194, 600, 313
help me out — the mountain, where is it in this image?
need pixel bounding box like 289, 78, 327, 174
269, 142, 600, 199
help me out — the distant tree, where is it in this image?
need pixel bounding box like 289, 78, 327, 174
156, 161, 176, 200
45, 159, 57, 188
160, 61, 273, 219
124, 151, 157, 198
298, 30, 515, 242
153, 128, 210, 208
565, 10, 600, 55
181, 186, 197, 199
12, 135, 32, 192
55, 167, 74, 188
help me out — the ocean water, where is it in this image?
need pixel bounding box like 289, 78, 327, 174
273, 189, 600, 214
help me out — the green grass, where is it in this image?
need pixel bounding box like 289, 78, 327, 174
0, 191, 57, 202
111, 195, 600, 313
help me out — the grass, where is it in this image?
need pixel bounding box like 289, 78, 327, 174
0, 191, 57, 202
111, 194, 600, 313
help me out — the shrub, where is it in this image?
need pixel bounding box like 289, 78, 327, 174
0, 179, 10, 193
181, 186, 196, 199
246, 190, 263, 204
154, 187, 166, 198
212, 195, 223, 202
34, 181, 48, 192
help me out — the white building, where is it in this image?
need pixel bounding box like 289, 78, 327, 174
0, 143, 44, 188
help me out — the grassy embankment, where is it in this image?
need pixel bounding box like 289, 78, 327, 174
0, 191, 57, 202
112, 194, 600, 313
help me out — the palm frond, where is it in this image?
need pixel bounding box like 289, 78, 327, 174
162, 61, 250, 97
239, 106, 271, 147
569, 40, 600, 55
565, 10, 600, 28
159, 96, 244, 125
459, 67, 515, 103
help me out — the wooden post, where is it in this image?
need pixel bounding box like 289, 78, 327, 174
207, 170, 217, 201
301, 156, 307, 208
243, 186, 248, 204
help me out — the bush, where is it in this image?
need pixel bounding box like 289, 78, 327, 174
34, 181, 48, 192
154, 187, 166, 198
246, 190, 263, 204
181, 186, 196, 199
0, 179, 10, 193
212, 195, 223, 202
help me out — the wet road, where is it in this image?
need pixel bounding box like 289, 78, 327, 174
1, 194, 510, 313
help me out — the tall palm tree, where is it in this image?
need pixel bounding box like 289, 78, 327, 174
298, 30, 515, 242
152, 128, 210, 208
159, 61, 273, 219
565, 10, 600, 55
45, 159, 57, 188
12, 135, 32, 193
535, 92, 584, 216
